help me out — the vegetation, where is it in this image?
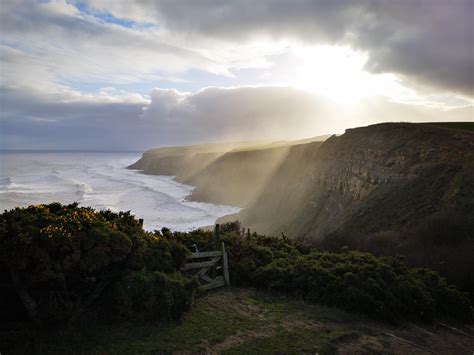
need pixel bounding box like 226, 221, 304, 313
0, 203, 196, 325
165, 223, 473, 323
8, 289, 473, 354
421, 121, 474, 132
0, 204, 472, 329
319, 209, 474, 295
3, 289, 377, 354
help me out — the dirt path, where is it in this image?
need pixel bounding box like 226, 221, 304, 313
8, 287, 473, 354
198, 288, 474, 354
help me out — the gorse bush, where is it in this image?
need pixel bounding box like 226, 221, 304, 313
164, 227, 473, 322
1, 206, 472, 326
110, 271, 198, 322
252, 252, 471, 321
318, 210, 474, 295
0, 203, 196, 325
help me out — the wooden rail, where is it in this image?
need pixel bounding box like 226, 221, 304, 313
183, 241, 230, 291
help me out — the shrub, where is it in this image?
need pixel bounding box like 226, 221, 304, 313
110, 271, 198, 322
2, 209, 471, 326
168, 225, 473, 322
0, 203, 194, 325
251, 250, 472, 322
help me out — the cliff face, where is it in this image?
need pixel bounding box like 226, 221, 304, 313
182, 146, 290, 206
128, 144, 228, 181
129, 123, 474, 240
233, 141, 323, 233
238, 123, 474, 239
128, 140, 308, 206
129, 122, 474, 291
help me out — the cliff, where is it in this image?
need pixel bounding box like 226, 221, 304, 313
129, 123, 474, 239
238, 122, 474, 240
130, 122, 474, 291
129, 136, 328, 206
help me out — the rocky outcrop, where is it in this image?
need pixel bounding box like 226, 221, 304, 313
237, 123, 474, 239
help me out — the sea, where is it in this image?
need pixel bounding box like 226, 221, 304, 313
0, 151, 240, 231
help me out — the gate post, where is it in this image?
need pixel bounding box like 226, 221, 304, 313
221, 242, 230, 286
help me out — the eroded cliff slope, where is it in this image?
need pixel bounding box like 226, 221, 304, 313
130, 123, 473, 240
239, 123, 474, 239
129, 136, 328, 206
129, 122, 474, 291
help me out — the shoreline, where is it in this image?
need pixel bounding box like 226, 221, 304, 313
130, 167, 243, 231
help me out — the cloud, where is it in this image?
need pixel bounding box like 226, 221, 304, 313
0, 86, 147, 150
2, 0, 472, 99
142, 86, 473, 144
2, 85, 470, 151
0, 0, 223, 92
85, 0, 474, 97
142, 86, 338, 143
0, 0, 472, 151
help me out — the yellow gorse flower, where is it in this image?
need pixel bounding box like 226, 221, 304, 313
35, 205, 119, 238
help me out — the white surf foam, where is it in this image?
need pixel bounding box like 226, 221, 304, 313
0, 152, 240, 231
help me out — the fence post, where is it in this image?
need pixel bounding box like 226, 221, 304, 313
214, 224, 220, 249
221, 242, 230, 286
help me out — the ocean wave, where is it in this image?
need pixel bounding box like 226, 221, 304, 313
0, 152, 240, 231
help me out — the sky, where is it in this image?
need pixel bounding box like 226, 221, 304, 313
0, 0, 473, 151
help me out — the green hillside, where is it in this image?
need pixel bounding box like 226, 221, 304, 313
421, 122, 474, 132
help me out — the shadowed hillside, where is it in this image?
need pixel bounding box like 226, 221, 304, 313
422, 122, 474, 132
129, 135, 329, 206
130, 123, 473, 241
235, 122, 474, 291
130, 123, 473, 240
130, 122, 474, 291
240, 122, 474, 239
183, 146, 290, 206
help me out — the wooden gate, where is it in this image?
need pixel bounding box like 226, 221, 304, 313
183, 242, 230, 291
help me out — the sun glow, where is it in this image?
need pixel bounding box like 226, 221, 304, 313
287, 45, 397, 103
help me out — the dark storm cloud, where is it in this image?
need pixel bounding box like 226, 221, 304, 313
1, 85, 471, 150
356, 0, 473, 96
0, 87, 147, 150
0, 86, 334, 150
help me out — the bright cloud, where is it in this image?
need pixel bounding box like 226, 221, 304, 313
0, 0, 472, 150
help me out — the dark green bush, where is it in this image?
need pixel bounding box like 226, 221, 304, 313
166, 227, 473, 322
250, 249, 471, 322
0, 203, 194, 325
110, 270, 198, 322
2, 208, 471, 326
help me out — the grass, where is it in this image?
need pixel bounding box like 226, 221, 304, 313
222, 328, 356, 355
421, 122, 474, 132
7, 288, 360, 354
6, 288, 474, 354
